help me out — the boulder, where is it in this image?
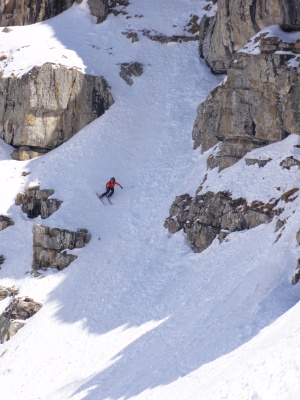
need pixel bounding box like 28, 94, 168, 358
280, 156, 300, 170
15, 186, 62, 219
32, 225, 91, 270
88, 0, 108, 23
0, 215, 14, 231
119, 62, 144, 86
0, 296, 42, 343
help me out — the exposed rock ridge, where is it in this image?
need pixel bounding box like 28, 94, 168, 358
165, 188, 298, 253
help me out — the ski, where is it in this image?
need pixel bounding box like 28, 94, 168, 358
106, 195, 113, 205
96, 193, 113, 205
96, 193, 106, 205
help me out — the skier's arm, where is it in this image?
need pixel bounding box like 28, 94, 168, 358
115, 182, 123, 188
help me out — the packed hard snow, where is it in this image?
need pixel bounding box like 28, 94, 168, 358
1, 1, 300, 399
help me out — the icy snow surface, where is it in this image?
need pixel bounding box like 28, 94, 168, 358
1, 1, 300, 399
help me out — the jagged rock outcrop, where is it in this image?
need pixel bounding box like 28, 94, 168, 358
0, 0, 82, 27
119, 62, 144, 85
164, 189, 299, 253
0, 215, 14, 230
199, 0, 300, 73
245, 157, 272, 167
0, 296, 42, 343
88, 0, 108, 23
122, 30, 139, 43
0, 286, 18, 300
32, 224, 91, 270
193, 33, 300, 170
0, 63, 114, 159
280, 156, 300, 170
15, 186, 62, 219
141, 28, 197, 44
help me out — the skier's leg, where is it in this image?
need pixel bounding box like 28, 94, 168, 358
100, 188, 109, 197
107, 188, 114, 198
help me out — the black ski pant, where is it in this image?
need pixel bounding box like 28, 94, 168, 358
101, 187, 114, 198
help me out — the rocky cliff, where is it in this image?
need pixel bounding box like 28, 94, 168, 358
166, 0, 300, 257
32, 225, 91, 271
0, 63, 114, 159
0, 0, 78, 26
0, 1, 110, 27
193, 31, 300, 170
200, 0, 300, 74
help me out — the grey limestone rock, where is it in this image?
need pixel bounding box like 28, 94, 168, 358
0, 296, 42, 343
15, 186, 62, 219
0, 285, 19, 300
0, 63, 114, 157
32, 225, 91, 270
280, 156, 300, 170
245, 158, 272, 167
165, 190, 285, 253
0, 215, 14, 231
199, 0, 300, 74
88, 0, 108, 23
193, 35, 300, 170
0, 0, 81, 27
119, 62, 144, 86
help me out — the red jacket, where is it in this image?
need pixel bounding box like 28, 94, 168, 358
106, 180, 122, 188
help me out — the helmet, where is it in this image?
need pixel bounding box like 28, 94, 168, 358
111, 177, 115, 181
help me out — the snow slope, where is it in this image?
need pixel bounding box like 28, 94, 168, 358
0, 1, 300, 399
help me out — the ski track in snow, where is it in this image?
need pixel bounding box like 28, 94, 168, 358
1, 1, 300, 399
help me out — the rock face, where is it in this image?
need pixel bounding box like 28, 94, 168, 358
164, 189, 299, 253
0, 0, 81, 27
32, 224, 91, 270
199, 0, 300, 74
0, 296, 42, 343
88, 0, 108, 23
15, 186, 62, 219
193, 34, 300, 170
0, 63, 114, 158
0, 215, 14, 231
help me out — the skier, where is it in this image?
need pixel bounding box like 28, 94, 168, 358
99, 177, 123, 199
